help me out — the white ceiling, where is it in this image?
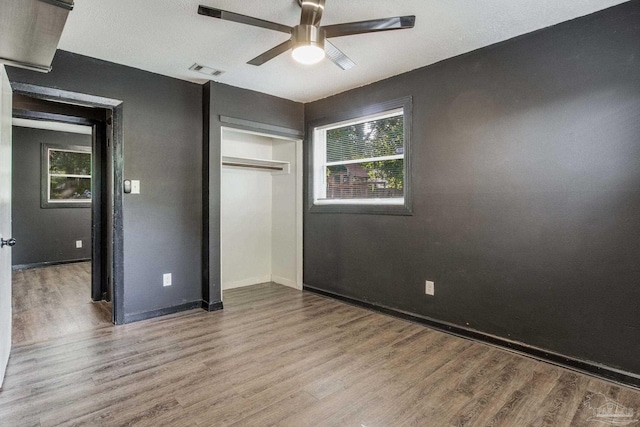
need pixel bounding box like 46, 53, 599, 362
57, 0, 627, 103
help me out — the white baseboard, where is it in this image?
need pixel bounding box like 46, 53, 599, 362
222, 274, 301, 291
222, 275, 272, 290
271, 275, 301, 290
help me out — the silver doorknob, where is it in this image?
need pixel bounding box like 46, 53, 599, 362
1, 238, 16, 248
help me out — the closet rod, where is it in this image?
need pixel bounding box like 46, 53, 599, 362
222, 161, 284, 171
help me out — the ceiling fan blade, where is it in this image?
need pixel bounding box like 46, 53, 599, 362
247, 40, 294, 66
324, 41, 355, 70
300, 0, 325, 26
323, 16, 415, 38
198, 5, 292, 34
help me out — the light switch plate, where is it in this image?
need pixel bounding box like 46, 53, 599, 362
131, 180, 140, 194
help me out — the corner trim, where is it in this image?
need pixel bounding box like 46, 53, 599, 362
201, 300, 223, 312
13, 109, 96, 126
12, 258, 90, 271
303, 285, 640, 390
123, 301, 202, 324
201, 82, 212, 309
219, 115, 304, 139
11, 83, 121, 107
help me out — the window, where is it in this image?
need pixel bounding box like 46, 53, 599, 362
41, 144, 92, 208
309, 97, 412, 215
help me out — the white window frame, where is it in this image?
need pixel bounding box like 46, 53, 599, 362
41, 143, 92, 208
308, 97, 412, 215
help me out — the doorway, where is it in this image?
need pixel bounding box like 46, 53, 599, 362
220, 127, 303, 302
10, 116, 111, 342
11, 119, 94, 269
10, 83, 124, 325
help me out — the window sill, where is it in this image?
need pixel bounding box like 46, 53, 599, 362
309, 202, 412, 216
315, 198, 404, 206
41, 201, 92, 209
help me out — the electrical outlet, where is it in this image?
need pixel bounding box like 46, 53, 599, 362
425, 280, 435, 296
75, 240, 83, 249
163, 273, 172, 287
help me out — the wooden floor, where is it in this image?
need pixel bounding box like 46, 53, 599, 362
11, 262, 112, 346
2, 276, 640, 426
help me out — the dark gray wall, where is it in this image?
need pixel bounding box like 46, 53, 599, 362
304, 1, 640, 375
204, 82, 304, 306
12, 126, 91, 266
8, 51, 203, 318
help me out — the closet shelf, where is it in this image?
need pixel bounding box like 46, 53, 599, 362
221, 156, 290, 174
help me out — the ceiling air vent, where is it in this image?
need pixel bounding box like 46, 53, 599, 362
189, 63, 225, 77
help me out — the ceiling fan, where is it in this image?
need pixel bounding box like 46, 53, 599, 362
197, 0, 415, 70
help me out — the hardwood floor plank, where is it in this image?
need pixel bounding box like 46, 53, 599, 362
374, 347, 498, 425
228, 391, 318, 427
11, 263, 111, 347
568, 380, 640, 426
484, 366, 560, 427
450, 359, 523, 426
527, 371, 590, 427
40, 364, 208, 426
2, 268, 640, 426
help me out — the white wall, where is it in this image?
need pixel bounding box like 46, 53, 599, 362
220, 128, 300, 292
221, 130, 273, 290
271, 140, 298, 288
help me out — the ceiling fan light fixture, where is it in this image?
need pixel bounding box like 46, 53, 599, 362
292, 44, 325, 65
291, 24, 325, 65
197, 3, 415, 69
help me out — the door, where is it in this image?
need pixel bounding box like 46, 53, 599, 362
0, 64, 13, 387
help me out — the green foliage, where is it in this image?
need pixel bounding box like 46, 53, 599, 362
326, 115, 404, 190
363, 159, 404, 190
48, 149, 92, 200
50, 177, 91, 199
49, 150, 91, 175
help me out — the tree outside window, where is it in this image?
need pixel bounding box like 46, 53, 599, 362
310, 97, 412, 215
41, 144, 92, 208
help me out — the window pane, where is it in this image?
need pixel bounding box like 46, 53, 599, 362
326, 115, 403, 163
49, 150, 91, 175
50, 176, 92, 200
323, 159, 404, 200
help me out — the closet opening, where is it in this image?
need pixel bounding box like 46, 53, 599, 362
220, 127, 302, 303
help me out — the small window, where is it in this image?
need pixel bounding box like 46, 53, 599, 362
41, 144, 92, 208
309, 97, 412, 215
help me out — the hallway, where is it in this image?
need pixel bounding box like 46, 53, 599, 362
12, 263, 111, 346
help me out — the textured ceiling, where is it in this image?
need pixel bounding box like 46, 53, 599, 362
57, 0, 627, 102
